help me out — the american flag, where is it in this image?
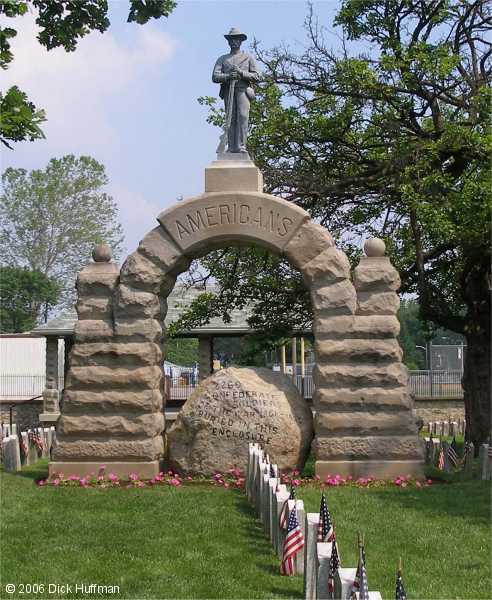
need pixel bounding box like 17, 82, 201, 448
351, 533, 365, 595
328, 538, 340, 594
447, 437, 459, 469
437, 446, 445, 470
395, 567, 407, 600
317, 493, 335, 543
18, 432, 29, 463
279, 486, 296, 530
280, 509, 304, 576
29, 429, 44, 456
358, 555, 369, 600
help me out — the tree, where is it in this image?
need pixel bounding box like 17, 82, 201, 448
0, 0, 176, 148
0, 266, 59, 332
0, 154, 124, 310
196, 1, 491, 447
165, 338, 198, 367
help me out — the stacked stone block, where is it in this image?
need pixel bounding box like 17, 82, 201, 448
309, 238, 423, 478
51, 236, 189, 478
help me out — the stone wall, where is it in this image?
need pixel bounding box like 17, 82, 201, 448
414, 398, 465, 423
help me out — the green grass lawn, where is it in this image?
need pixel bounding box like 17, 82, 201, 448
1, 460, 491, 599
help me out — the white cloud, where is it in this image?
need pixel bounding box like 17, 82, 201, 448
3, 13, 177, 150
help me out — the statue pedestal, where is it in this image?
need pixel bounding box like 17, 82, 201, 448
205, 157, 263, 193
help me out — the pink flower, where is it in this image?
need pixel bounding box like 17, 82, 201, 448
291, 479, 301, 486
292, 469, 300, 476
426, 479, 433, 485
137, 481, 146, 488
53, 478, 60, 487
347, 475, 353, 481
98, 465, 106, 477
37, 479, 46, 486
213, 473, 222, 481
186, 475, 193, 480
79, 478, 88, 487
97, 475, 104, 482
108, 473, 118, 482
169, 478, 181, 487
68, 474, 80, 481
128, 473, 139, 481
415, 481, 422, 488
224, 482, 230, 488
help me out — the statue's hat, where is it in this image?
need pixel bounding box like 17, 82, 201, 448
224, 27, 247, 41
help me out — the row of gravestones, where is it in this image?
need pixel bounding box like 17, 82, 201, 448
427, 420, 465, 437
1, 424, 55, 472
423, 436, 492, 481
245, 443, 382, 600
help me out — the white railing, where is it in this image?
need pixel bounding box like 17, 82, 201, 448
0, 375, 64, 400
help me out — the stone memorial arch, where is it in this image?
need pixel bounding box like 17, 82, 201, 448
49, 161, 423, 479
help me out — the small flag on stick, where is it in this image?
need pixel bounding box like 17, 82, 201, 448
328, 538, 340, 594
351, 531, 365, 595
279, 485, 296, 530
280, 509, 304, 576
317, 492, 335, 543
18, 431, 28, 463
395, 558, 407, 600
447, 437, 459, 469
358, 555, 369, 600
437, 446, 445, 470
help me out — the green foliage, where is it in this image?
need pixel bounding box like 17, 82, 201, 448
0, 266, 59, 332
0, 0, 176, 148
165, 337, 198, 367
0, 86, 46, 149
0, 155, 124, 310
170, 247, 311, 348
398, 300, 427, 369
198, 0, 491, 348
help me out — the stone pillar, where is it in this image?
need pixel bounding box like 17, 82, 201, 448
198, 336, 213, 381
39, 377, 60, 425
45, 336, 59, 388
50, 243, 169, 479
311, 238, 424, 479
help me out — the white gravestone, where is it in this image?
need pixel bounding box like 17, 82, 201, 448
335, 567, 358, 600
316, 541, 332, 600
273, 484, 287, 553
303, 513, 320, 600
479, 444, 491, 480
275, 488, 291, 557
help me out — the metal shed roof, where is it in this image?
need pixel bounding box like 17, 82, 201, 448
33, 284, 255, 337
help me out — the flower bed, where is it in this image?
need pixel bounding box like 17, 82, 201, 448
38, 465, 433, 489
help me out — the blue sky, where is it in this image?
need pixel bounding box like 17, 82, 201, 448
2, 0, 344, 256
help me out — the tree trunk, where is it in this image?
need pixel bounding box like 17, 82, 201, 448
461, 256, 491, 450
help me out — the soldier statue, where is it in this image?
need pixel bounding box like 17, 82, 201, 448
212, 27, 260, 155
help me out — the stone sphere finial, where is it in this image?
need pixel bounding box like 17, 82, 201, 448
92, 244, 112, 263
364, 237, 386, 257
